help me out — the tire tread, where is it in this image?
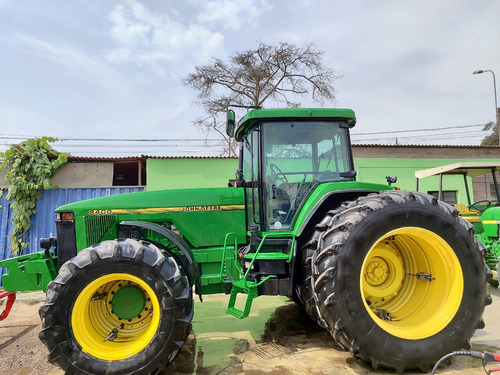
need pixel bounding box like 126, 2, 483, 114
300, 190, 489, 372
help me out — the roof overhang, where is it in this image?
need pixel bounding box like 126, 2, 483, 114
415, 162, 500, 179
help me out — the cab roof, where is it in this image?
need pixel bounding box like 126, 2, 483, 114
415, 162, 500, 179
234, 108, 356, 141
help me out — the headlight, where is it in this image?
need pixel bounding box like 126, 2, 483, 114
57, 211, 75, 222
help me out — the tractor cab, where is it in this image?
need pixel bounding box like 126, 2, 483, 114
229, 108, 357, 231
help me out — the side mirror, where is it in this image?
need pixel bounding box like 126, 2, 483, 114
235, 169, 244, 187
226, 110, 235, 137
386, 176, 397, 185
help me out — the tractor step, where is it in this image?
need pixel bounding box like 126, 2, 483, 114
226, 233, 293, 319
226, 275, 275, 319
242, 252, 290, 260
226, 279, 259, 319
0, 291, 16, 321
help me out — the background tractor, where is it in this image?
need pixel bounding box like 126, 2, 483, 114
0, 108, 491, 374
416, 162, 500, 286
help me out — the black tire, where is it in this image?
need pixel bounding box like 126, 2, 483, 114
304, 191, 491, 373
489, 276, 499, 288
39, 238, 193, 375
297, 202, 348, 321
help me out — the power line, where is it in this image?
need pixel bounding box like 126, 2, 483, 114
0, 135, 223, 142
0, 122, 488, 142
352, 129, 485, 142
351, 123, 485, 136
0, 122, 492, 156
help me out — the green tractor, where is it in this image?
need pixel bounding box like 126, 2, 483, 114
0, 108, 492, 374
416, 162, 500, 286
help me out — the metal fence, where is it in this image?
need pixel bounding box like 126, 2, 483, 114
0, 187, 144, 284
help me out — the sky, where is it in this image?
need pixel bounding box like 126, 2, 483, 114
0, 0, 499, 157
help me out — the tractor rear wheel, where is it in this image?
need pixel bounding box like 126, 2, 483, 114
304, 191, 490, 373
297, 202, 348, 320
39, 239, 193, 375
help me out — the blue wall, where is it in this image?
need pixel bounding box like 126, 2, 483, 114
0, 187, 144, 284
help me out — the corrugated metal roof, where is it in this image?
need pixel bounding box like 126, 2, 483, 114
352, 144, 498, 149
17, 145, 493, 163
64, 155, 238, 161
144, 155, 238, 159
67, 156, 146, 162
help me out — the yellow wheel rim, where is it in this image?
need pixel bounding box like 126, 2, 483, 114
360, 227, 463, 339
72, 273, 160, 360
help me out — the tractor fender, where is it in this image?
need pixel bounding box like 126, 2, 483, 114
295, 189, 382, 237
119, 220, 201, 299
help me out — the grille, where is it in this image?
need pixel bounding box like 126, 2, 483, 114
85, 215, 117, 246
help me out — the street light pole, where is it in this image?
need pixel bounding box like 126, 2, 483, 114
473, 69, 499, 146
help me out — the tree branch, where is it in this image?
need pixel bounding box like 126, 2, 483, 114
184, 41, 338, 156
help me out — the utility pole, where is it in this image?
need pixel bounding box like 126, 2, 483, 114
473, 70, 499, 145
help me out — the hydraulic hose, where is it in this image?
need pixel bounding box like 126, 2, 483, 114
432, 350, 500, 375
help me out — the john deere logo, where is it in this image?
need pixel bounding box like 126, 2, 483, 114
88, 205, 244, 216
181, 205, 221, 212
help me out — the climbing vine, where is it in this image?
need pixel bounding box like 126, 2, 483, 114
0, 137, 68, 256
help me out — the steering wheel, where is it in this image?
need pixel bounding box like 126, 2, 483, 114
468, 199, 492, 213
270, 163, 288, 185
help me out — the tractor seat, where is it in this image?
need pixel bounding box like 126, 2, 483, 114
453, 204, 481, 223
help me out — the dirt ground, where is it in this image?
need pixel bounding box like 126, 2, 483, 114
1, 287, 499, 375
0, 293, 60, 375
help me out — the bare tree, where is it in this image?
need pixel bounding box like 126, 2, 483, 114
183, 41, 339, 156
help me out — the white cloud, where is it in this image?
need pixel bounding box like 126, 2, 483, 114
104, 0, 225, 79
108, 3, 153, 46
196, 0, 273, 30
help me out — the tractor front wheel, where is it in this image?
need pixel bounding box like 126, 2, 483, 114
305, 191, 490, 372
39, 239, 193, 375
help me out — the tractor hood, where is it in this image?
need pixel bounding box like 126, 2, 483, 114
57, 187, 246, 249
57, 187, 245, 216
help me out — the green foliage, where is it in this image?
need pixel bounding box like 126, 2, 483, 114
0, 137, 68, 256
481, 121, 498, 146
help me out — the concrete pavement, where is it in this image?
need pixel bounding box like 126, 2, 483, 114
166, 285, 500, 374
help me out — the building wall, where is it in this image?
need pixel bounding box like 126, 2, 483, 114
145, 148, 500, 205
472, 172, 500, 201
0, 162, 114, 188
51, 162, 114, 187
0, 169, 5, 187
146, 158, 238, 190
352, 145, 500, 204
352, 145, 500, 159
354, 157, 489, 204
